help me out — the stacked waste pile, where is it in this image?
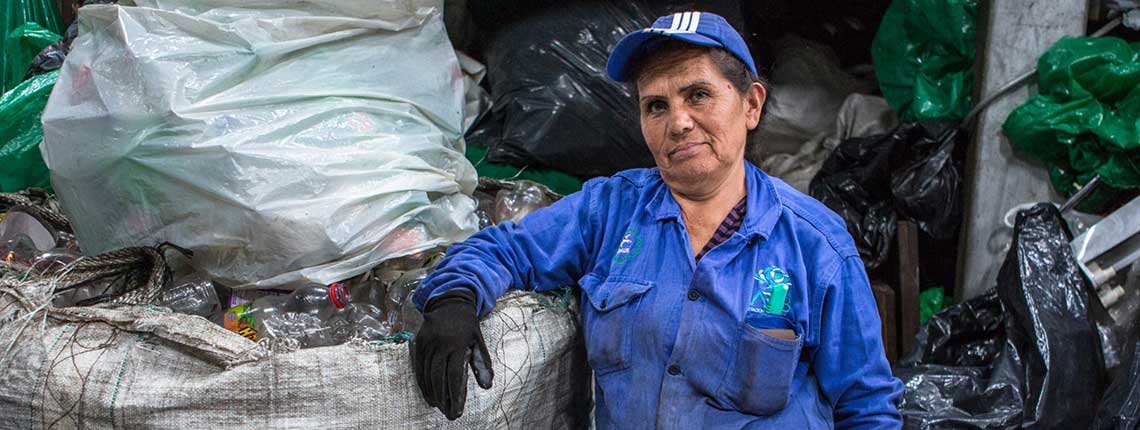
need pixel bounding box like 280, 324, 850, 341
894, 204, 1107, 428
0, 177, 587, 429
1004, 36, 1140, 212
0, 0, 590, 428
466, 0, 743, 179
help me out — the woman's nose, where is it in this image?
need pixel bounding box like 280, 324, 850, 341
668, 108, 695, 138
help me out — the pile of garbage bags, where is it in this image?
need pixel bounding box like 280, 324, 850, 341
746, 35, 894, 193
0, 0, 119, 194
468, 0, 742, 178
1004, 36, 1140, 212
896, 204, 1109, 428
872, 0, 978, 122
810, 121, 965, 274
1, 0, 65, 93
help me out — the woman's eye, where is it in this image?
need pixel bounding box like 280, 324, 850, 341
691, 89, 710, 102
646, 101, 666, 114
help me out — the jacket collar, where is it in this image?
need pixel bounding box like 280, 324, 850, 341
649, 161, 782, 240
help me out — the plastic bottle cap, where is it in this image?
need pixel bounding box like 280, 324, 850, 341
329, 282, 350, 309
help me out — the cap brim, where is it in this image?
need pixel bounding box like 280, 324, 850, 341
605, 30, 724, 82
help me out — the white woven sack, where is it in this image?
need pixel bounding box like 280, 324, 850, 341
0, 282, 591, 429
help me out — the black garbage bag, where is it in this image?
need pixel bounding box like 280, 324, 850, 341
897, 203, 1106, 429
996, 203, 1106, 427
809, 121, 963, 270
468, 0, 744, 178
1093, 341, 1140, 430
23, 38, 68, 79
894, 290, 1023, 429
899, 290, 1005, 368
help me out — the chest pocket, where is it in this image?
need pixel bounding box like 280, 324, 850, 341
718, 315, 804, 416
580, 276, 655, 377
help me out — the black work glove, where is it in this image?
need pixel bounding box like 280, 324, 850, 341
409, 289, 494, 420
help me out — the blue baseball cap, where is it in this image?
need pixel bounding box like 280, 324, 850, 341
606, 11, 757, 82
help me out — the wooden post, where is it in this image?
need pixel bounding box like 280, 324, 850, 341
897, 220, 920, 359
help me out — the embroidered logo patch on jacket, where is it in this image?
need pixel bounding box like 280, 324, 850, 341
749, 266, 792, 316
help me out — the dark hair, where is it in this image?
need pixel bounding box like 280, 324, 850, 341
625, 39, 768, 140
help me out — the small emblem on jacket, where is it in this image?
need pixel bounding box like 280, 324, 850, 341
749, 266, 792, 316
613, 228, 642, 263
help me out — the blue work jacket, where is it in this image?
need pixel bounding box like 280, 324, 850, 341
415, 162, 904, 429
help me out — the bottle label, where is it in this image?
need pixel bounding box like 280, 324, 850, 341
223, 303, 258, 341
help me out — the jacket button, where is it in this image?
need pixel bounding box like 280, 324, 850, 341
600, 299, 607, 309
667, 365, 681, 375
687, 290, 699, 301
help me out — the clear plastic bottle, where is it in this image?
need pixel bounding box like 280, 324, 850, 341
326, 303, 389, 342
157, 272, 222, 322
493, 180, 551, 224
386, 269, 427, 333
222, 282, 351, 348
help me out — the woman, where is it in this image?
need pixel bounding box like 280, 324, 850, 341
410, 11, 903, 429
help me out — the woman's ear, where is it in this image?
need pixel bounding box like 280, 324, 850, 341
745, 82, 766, 130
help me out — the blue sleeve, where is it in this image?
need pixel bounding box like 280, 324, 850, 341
413, 178, 612, 317
814, 255, 904, 429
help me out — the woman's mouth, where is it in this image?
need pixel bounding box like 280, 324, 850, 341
668, 141, 707, 160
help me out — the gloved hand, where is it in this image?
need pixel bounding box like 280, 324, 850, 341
409, 288, 494, 420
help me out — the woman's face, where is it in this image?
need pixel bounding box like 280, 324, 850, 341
636, 50, 764, 191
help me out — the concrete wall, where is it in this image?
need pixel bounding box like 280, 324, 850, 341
957, 0, 1087, 300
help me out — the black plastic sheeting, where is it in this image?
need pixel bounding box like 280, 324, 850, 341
23, 37, 67, 79
1092, 264, 1140, 429
467, 0, 744, 178
809, 121, 964, 271
1094, 341, 1140, 429
898, 290, 1005, 368
896, 203, 1106, 429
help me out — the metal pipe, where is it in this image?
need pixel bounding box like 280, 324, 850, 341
963, 16, 1124, 127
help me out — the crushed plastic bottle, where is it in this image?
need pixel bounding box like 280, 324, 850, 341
222, 282, 351, 348
385, 269, 427, 332
0, 210, 57, 267
157, 272, 222, 322
0, 234, 40, 267
493, 180, 551, 224
326, 303, 389, 342
30, 247, 80, 273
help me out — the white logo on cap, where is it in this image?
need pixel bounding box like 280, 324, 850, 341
653, 11, 702, 34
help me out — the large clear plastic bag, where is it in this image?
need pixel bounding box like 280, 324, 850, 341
40, 0, 478, 289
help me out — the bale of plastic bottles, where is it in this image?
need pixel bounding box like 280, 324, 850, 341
0, 279, 590, 428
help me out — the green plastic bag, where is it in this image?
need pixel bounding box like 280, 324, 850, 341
3, 23, 61, 92
872, 0, 978, 121
0, 70, 57, 193
918, 286, 949, 326
466, 145, 583, 196
1003, 37, 1140, 208
2, 0, 64, 93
